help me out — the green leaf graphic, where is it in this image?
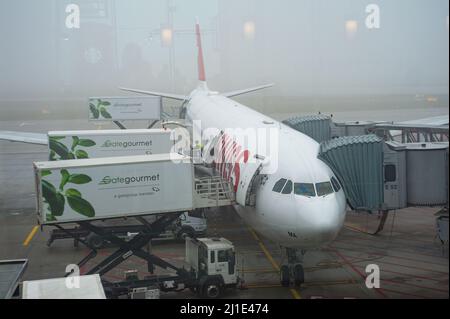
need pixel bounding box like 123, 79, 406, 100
90, 104, 99, 119
49, 139, 70, 160
100, 107, 112, 119
41, 170, 52, 177
68, 174, 92, 184
67, 195, 95, 218
50, 136, 65, 141
71, 136, 79, 151
101, 101, 111, 106
42, 180, 65, 217
60, 169, 70, 190
42, 179, 56, 198
75, 150, 89, 159
49, 150, 56, 161
78, 139, 96, 147
53, 192, 66, 216
65, 188, 82, 198
46, 213, 57, 222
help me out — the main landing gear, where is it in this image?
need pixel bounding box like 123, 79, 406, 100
280, 248, 306, 288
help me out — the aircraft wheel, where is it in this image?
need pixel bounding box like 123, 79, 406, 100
294, 264, 305, 287
280, 265, 290, 287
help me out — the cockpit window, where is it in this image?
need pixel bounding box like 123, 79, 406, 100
316, 182, 334, 197
282, 180, 293, 194
331, 177, 341, 192
294, 183, 316, 197
272, 178, 287, 193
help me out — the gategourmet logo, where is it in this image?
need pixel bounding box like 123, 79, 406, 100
99, 174, 160, 186
101, 140, 153, 148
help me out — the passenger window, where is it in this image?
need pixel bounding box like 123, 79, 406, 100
385, 165, 396, 182
282, 180, 293, 194
218, 250, 229, 263
316, 182, 334, 197
272, 178, 287, 193
294, 183, 316, 197
210, 251, 215, 263
331, 177, 341, 192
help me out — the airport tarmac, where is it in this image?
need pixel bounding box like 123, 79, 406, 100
0, 196, 448, 299
0, 111, 449, 299
0, 130, 448, 299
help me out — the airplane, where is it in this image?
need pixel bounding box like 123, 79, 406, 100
120, 22, 347, 287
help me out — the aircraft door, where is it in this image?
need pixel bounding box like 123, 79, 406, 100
236, 161, 262, 207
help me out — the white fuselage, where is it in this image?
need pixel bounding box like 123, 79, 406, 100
186, 85, 346, 249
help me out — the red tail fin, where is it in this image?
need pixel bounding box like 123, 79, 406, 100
195, 21, 206, 82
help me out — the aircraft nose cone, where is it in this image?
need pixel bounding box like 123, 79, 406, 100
314, 200, 345, 243
296, 197, 345, 246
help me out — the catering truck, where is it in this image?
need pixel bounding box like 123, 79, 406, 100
33, 154, 237, 298
103, 237, 240, 299
34, 153, 193, 225
47, 129, 173, 161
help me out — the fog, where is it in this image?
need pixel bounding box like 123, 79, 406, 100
0, 0, 448, 120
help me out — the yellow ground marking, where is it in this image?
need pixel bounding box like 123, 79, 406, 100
247, 228, 301, 299
23, 225, 39, 246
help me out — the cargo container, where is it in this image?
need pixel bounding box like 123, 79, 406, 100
47, 129, 173, 161
34, 154, 193, 225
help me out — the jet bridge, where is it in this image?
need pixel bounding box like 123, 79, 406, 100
318, 135, 385, 211
318, 135, 449, 213
283, 115, 332, 143
286, 114, 449, 211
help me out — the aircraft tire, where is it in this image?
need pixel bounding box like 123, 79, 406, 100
294, 264, 305, 287
280, 265, 290, 287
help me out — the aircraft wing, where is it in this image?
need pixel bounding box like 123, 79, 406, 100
222, 84, 274, 98
119, 87, 188, 101
0, 131, 48, 145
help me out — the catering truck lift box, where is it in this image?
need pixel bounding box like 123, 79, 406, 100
33, 154, 193, 225
47, 129, 173, 161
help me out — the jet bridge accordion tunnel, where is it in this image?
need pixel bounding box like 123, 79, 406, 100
283, 115, 332, 144
318, 135, 385, 211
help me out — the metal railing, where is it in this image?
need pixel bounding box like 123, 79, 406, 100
194, 176, 235, 208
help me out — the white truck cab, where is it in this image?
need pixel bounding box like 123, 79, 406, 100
186, 237, 238, 298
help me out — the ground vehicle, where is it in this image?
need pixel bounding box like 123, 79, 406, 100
185, 237, 238, 298
102, 237, 240, 299
47, 211, 207, 248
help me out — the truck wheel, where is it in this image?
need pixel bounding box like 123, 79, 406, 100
87, 234, 105, 249
280, 265, 290, 287
203, 280, 222, 299
294, 264, 305, 287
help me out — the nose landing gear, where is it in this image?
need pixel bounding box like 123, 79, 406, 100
280, 248, 306, 288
